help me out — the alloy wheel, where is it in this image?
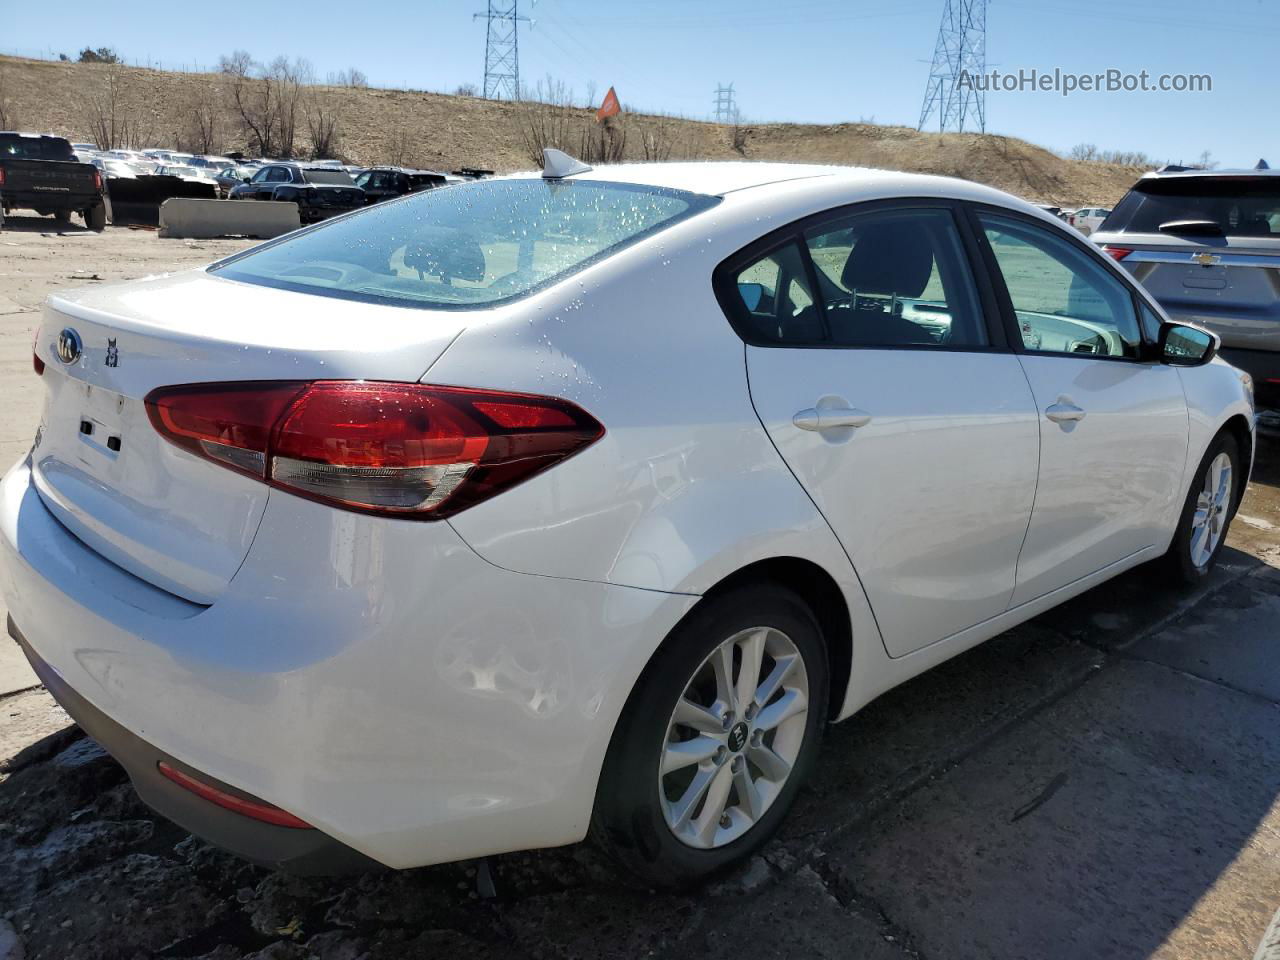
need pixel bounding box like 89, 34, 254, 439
658, 626, 809, 849
1190, 451, 1233, 569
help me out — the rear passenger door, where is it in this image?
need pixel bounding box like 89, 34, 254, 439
729, 202, 1041, 658
972, 209, 1189, 606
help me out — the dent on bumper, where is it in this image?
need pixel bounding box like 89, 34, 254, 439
0, 459, 696, 868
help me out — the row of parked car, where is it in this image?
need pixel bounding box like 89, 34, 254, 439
1, 132, 487, 231
1033, 203, 1113, 236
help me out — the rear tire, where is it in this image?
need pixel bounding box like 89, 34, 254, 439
84, 204, 106, 232
1164, 432, 1240, 583
591, 584, 828, 889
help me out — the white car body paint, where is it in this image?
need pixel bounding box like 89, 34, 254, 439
2, 162, 1255, 869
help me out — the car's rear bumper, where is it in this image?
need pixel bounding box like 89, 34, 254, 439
12, 618, 380, 874
0, 456, 695, 870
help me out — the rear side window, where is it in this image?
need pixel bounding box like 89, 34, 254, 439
1107, 177, 1280, 237
726, 207, 986, 349
214, 178, 718, 309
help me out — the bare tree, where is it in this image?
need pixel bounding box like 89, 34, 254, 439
327, 67, 368, 88
1069, 143, 1099, 163
730, 112, 748, 155
385, 125, 415, 166
0, 65, 14, 131
305, 92, 340, 159
514, 76, 581, 165
636, 114, 678, 162
222, 51, 277, 156
579, 117, 625, 164
453, 82, 478, 97
180, 80, 222, 154
80, 67, 155, 150
270, 57, 312, 158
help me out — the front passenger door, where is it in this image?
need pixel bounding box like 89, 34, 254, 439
975, 210, 1189, 606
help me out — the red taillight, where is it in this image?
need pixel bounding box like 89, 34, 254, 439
145, 381, 605, 519
92, 169, 103, 192
0, 168, 6, 186
157, 762, 312, 829
33, 352, 44, 376
1102, 246, 1134, 262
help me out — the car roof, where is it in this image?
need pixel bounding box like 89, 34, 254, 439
501, 161, 1045, 214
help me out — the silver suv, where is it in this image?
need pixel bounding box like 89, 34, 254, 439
1092, 167, 1280, 404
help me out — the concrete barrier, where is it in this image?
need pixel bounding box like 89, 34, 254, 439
158, 199, 300, 240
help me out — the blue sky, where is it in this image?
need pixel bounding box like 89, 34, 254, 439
4, 0, 1274, 168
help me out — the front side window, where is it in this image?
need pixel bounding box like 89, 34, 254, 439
979, 213, 1141, 359
213, 178, 718, 309
726, 206, 986, 348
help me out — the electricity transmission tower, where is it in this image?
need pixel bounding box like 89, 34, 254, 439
474, 1, 530, 100
917, 0, 988, 133
713, 82, 738, 124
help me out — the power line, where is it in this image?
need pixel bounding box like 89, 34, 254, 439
918, 0, 988, 133
473, 0, 530, 99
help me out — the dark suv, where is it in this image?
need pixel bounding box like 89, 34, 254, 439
1092, 168, 1280, 404
229, 163, 366, 224
353, 167, 448, 204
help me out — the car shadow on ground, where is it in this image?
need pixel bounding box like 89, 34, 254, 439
1, 441, 1277, 960
0, 214, 92, 234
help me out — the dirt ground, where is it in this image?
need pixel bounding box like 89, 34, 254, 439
0, 54, 1144, 207
0, 223, 1278, 960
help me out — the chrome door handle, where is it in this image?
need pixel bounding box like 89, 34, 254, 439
1045, 401, 1086, 424
793, 407, 872, 431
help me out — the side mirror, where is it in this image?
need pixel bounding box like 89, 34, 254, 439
738, 282, 765, 312
1159, 321, 1218, 366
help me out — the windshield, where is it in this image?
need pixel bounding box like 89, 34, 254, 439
165, 166, 201, 178
1106, 177, 1280, 238
212, 177, 719, 309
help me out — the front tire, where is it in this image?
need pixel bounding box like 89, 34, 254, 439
591, 584, 828, 888
1164, 432, 1240, 583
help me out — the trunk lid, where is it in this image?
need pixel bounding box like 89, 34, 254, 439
2, 159, 99, 200
31, 268, 466, 604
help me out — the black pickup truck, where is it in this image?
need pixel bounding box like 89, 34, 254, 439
0, 132, 108, 230
228, 163, 366, 224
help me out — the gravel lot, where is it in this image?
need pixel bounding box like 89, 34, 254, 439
1, 220, 1279, 960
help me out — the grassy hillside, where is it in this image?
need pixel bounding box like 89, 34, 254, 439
0, 55, 1144, 205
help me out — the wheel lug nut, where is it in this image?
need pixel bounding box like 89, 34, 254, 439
751, 729, 763, 747
714, 746, 727, 765
745, 703, 757, 721
719, 814, 731, 829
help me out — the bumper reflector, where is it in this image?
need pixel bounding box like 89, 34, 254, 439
157, 761, 313, 829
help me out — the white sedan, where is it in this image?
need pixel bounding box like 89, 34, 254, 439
3, 154, 1254, 885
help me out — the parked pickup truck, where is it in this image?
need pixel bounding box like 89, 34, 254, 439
229, 163, 366, 224
0, 132, 108, 230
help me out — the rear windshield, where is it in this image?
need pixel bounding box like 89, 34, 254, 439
213, 178, 718, 309
304, 169, 356, 186
1106, 177, 1280, 237
0, 135, 74, 161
